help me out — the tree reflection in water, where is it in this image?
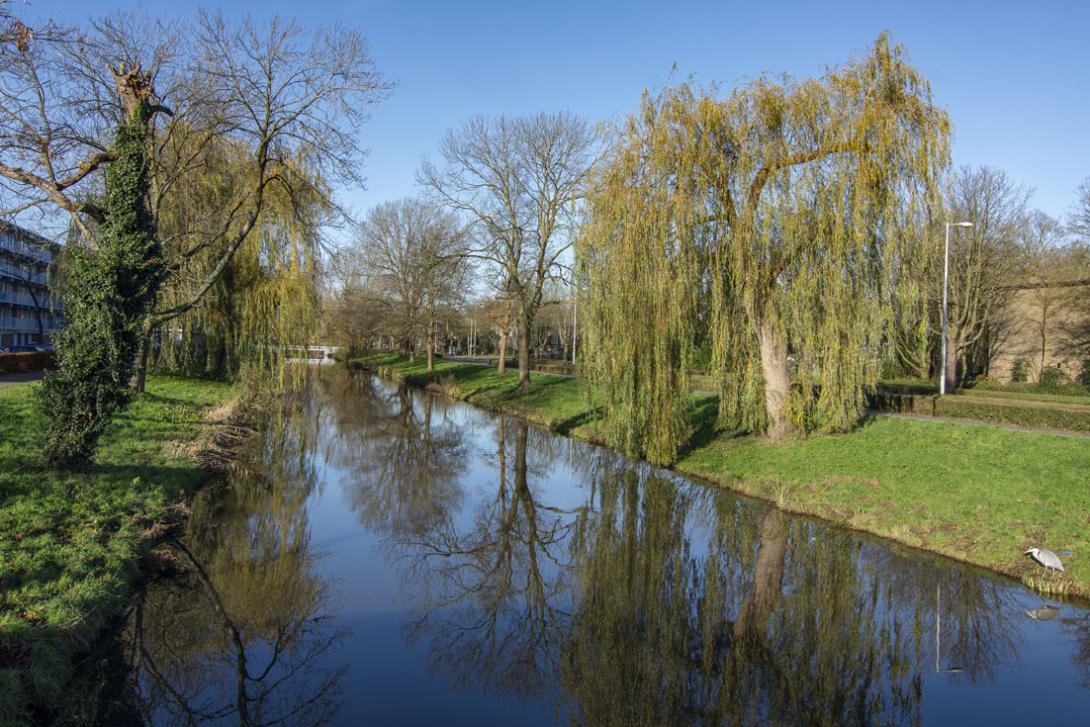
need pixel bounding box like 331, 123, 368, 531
89, 369, 1085, 725
351, 373, 1033, 725
322, 372, 466, 536
392, 418, 582, 703
123, 397, 346, 725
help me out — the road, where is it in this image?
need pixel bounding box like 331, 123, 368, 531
0, 371, 44, 388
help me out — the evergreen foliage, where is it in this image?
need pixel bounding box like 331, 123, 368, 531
1079, 359, 1090, 388
1010, 357, 1030, 383
1037, 365, 1072, 392
38, 109, 161, 467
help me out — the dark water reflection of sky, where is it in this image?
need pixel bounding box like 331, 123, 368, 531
124, 367, 1090, 726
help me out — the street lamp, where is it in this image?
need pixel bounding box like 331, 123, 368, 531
940, 221, 974, 396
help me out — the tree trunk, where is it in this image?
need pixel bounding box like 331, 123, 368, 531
130, 323, 151, 393
756, 318, 793, 441
426, 319, 435, 373
497, 330, 507, 375
944, 334, 959, 391
733, 508, 787, 638
1039, 303, 1049, 377
516, 312, 532, 389
34, 307, 44, 344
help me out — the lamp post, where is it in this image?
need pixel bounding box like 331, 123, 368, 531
571, 298, 577, 365
940, 221, 974, 396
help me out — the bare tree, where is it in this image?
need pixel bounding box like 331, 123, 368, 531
321, 245, 389, 351
1015, 212, 1072, 377
938, 166, 1029, 388
480, 295, 515, 373
358, 198, 468, 371
1070, 176, 1090, 243
420, 112, 596, 388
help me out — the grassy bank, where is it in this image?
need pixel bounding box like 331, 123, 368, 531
359, 353, 1090, 599
0, 375, 237, 723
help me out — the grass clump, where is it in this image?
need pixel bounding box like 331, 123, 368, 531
0, 375, 235, 724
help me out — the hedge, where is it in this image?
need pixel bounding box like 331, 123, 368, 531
869, 390, 1090, 433
0, 352, 54, 375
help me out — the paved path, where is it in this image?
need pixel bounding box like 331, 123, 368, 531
428, 358, 1089, 439
864, 408, 1090, 439
0, 371, 43, 388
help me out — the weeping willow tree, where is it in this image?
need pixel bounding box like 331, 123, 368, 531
888, 206, 939, 379
578, 90, 707, 464
150, 138, 328, 384
582, 34, 949, 459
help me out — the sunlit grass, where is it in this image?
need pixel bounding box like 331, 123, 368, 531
0, 375, 235, 723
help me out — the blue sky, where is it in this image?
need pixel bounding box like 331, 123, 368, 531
34, 0, 1090, 221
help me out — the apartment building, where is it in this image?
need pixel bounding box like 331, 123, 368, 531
0, 222, 63, 348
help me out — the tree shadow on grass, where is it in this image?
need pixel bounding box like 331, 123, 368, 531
854, 412, 890, 432
89, 462, 205, 502
138, 392, 199, 408
679, 395, 723, 457
554, 405, 604, 435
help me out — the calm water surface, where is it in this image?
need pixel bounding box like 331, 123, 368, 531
110, 367, 1090, 725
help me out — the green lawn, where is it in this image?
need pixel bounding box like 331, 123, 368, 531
0, 375, 236, 724
362, 354, 1090, 600
676, 416, 1090, 598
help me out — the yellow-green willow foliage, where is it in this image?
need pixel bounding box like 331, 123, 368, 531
581, 34, 949, 458
152, 137, 328, 384
578, 89, 707, 465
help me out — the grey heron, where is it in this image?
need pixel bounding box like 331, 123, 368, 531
1026, 605, 1062, 621
1024, 547, 1065, 573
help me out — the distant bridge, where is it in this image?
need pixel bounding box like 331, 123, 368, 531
286, 345, 342, 365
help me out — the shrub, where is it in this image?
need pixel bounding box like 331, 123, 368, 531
1010, 357, 1030, 383
0, 351, 54, 375
1079, 359, 1090, 388
1038, 365, 1073, 393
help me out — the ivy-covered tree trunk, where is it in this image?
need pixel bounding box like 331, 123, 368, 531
38, 69, 161, 468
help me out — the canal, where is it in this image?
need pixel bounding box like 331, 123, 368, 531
97, 366, 1090, 725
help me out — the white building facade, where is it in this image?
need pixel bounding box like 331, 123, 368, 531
0, 223, 64, 348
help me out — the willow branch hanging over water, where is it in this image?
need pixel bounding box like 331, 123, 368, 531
580, 33, 950, 462
151, 145, 329, 384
